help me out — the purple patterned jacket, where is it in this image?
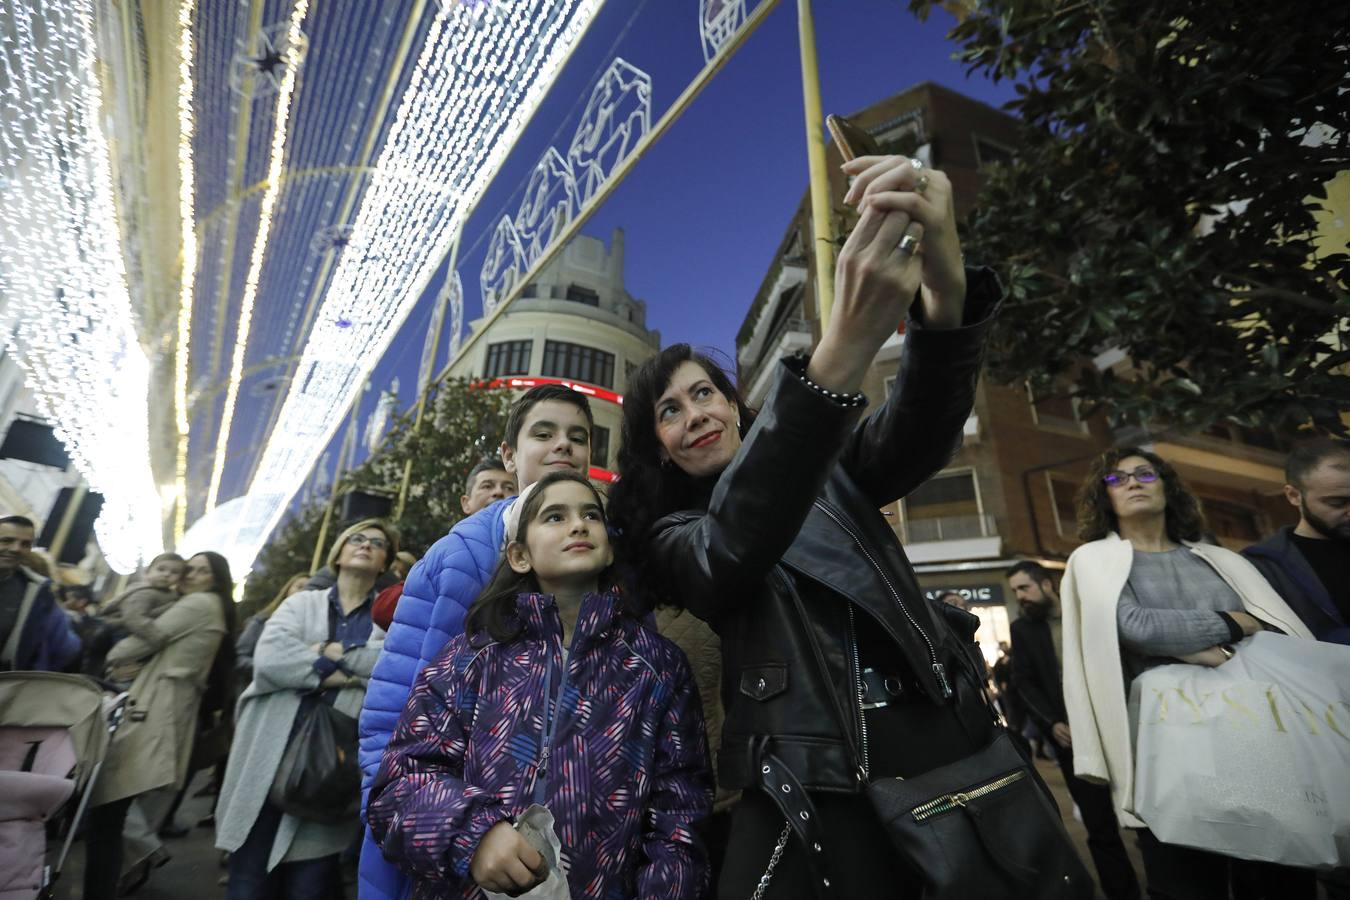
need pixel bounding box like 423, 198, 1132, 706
367, 591, 712, 899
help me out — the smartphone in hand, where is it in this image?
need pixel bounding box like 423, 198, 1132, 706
826, 114, 881, 162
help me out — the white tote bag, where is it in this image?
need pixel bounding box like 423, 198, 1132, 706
1129, 631, 1350, 868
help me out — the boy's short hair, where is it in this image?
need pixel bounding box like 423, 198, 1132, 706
0, 515, 36, 531
149, 552, 185, 568
464, 456, 510, 495
502, 384, 593, 450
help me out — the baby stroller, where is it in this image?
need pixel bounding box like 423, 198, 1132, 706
0, 672, 129, 900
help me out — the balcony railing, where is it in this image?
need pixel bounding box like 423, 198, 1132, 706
898, 514, 996, 544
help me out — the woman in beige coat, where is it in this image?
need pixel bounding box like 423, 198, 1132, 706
83, 551, 234, 900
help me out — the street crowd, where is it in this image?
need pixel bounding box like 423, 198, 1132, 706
2, 154, 1347, 900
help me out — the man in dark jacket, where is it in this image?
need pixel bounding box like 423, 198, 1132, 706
1243, 438, 1350, 645
1007, 561, 1139, 900
0, 515, 81, 671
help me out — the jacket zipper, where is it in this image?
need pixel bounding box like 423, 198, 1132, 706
846, 604, 870, 780
533, 614, 579, 798
908, 770, 1026, 822
813, 498, 952, 700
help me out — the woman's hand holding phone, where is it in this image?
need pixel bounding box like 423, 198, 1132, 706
841, 154, 966, 330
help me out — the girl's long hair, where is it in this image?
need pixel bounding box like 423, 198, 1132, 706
606, 344, 754, 607
1075, 446, 1205, 543
464, 470, 628, 645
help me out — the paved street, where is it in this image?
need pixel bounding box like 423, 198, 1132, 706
53, 757, 1152, 900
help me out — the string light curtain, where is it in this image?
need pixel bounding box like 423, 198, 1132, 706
186, 0, 604, 577
0, 1, 163, 572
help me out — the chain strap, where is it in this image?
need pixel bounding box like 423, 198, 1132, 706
750, 822, 793, 900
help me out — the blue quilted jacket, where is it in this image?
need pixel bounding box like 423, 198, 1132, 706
356, 498, 510, 900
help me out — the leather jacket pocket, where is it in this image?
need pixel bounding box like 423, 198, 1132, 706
738, 663, 787, 701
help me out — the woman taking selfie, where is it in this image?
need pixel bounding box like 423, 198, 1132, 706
608, 154, 1021, 898
1060, 448, 1317, 899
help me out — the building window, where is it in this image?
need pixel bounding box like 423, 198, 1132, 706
591, 424, 610, 469
565, 284, 600, 306
484, 340, 532, 377
542, 340, 615, 388
883, 374, 897, 398
973, 135, 1015, 168
902, 469, 987, 542
1026, 380, 1088, 433
1046, 474, 1080, 538
1201, 497, 1262, 544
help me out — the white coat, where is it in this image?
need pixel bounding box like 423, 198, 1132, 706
1060, 533, 1313, 827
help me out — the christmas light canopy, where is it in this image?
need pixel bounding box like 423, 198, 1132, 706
186, 0, 606, 578
0, 0, 163, 572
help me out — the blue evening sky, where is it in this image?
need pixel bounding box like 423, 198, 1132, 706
340, 0, 1017, 473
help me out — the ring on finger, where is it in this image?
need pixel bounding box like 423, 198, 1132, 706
914, 173, 930, 195
896, 220, 923, 256
910, 157, 924, 171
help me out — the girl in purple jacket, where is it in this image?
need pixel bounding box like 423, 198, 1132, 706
368, 470, 712, 899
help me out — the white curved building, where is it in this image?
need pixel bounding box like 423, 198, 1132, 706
448, 228, 660, 474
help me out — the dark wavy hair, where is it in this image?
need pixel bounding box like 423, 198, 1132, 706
464, 470, 631, 645
187, 550, 239, 722
607, 344, 755, 606
1075, 446, 1205, 543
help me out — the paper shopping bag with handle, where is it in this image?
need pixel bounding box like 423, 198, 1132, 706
1129, 632, 1350, 868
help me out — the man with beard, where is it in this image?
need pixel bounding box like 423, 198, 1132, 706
1007, 561, 1140, 900
0, 515, 81, 671
1244, 438, 1350, 645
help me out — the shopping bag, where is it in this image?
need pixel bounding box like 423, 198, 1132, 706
1129, 632, 1350, 868
267, 694, 361, 822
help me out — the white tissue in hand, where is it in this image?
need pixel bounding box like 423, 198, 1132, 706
482, 804, 571, 900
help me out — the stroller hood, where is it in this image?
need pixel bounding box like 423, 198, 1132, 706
0, 672, 110, 794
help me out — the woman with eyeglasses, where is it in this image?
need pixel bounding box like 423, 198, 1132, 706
215, 518, 398, 899
1059, 447, 1315, 900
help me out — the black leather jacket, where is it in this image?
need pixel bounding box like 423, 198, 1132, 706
649, 271, 1001, 805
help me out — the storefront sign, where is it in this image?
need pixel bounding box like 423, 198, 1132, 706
924, 584, 1005, 605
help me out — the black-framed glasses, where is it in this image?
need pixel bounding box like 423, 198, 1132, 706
347, 534, 389, 550
1102, 466, 1160, 488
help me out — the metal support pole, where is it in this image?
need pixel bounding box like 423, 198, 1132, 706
48, 482, 88, 566
394, 240, 461, 520
797, 0, 838, 328
311, 380, 366, 572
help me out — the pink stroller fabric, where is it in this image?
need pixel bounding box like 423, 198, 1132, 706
0, 726, 77, 900
0, 673, 113, 900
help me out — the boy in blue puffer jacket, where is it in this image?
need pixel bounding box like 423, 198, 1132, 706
356, 384, 593, 900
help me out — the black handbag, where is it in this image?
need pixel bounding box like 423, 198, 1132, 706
866, 729, 1093, 899
267, 693, 361, 821
790, 594, 1093, 899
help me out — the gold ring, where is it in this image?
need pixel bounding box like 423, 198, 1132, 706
910, 157, 924, 171
915, 173, 930, 195
897, 233, 920, 256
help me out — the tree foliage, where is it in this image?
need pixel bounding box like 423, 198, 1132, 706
346, 377, 513, 556
913, 0, 1350, 434
241, 378, 513, 611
